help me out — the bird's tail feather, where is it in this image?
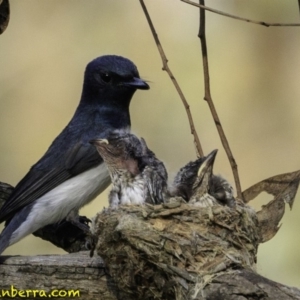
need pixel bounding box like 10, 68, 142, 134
0, 205, 33, 255
0, 225, 14, 255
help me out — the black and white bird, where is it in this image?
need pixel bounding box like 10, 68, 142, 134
91, 130, 168, 208
171, 150, 235, 207
0, 55, 149, 254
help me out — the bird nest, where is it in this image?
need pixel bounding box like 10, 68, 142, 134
92, 198, 260, 299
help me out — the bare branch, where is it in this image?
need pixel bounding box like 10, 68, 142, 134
198, 0, 243, 201
139, 0, 204, 158
182, 0, 300, 27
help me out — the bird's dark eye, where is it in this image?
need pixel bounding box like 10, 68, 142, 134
100, 73, 111, 83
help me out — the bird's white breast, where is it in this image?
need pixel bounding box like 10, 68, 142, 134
11, 164, 110, 244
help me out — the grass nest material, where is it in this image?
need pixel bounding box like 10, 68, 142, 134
92, 197, 260, 299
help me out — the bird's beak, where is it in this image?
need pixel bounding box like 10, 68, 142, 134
99, 139, 109, 144
90, 139, 109, 146
197, 149, 218, 179
188, 150, 217, 191
124, 77, 150, 90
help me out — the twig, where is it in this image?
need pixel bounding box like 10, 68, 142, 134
198, 0, 243, 201
139, 0, 204, 158
182, 0, 300, 27
298, 0, 300, 16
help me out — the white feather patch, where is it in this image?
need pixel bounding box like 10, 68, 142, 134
10, 164, 110, 245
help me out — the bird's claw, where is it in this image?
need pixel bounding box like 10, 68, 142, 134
78, 216, 92, 226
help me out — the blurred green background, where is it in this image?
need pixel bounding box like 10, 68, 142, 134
0, 0, 300, 288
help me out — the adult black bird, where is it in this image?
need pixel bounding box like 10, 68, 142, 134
171, 150, 235, 207
91, 130, 168, 208
0, 55, 149, 254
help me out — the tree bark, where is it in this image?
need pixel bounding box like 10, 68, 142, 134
0, 252, 299, 299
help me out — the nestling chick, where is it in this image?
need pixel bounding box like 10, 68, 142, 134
91, 131, 168, 208
171, 150, 235, 207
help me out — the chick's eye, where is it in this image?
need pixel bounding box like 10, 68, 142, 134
100, 73, 111, 83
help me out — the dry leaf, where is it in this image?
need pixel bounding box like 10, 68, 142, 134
0, 0, 9, 35
242, 170, 300, 243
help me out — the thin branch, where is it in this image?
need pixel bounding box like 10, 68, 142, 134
182, 0, 300, 27
139, 0, 204, 158
198, 0, 243, 201
298, 0, 300, 16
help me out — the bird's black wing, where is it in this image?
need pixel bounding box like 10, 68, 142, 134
0, 143, 103, 223
137, 138, 168, 204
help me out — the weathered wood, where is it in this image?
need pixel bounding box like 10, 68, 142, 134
201, 269, 300, 300
0, 252, 299, 299
0, 252, 117, 300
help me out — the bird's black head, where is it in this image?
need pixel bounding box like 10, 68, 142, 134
81, 55, 149, 106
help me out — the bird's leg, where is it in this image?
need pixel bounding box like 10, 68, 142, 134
65, 209, 98, 256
